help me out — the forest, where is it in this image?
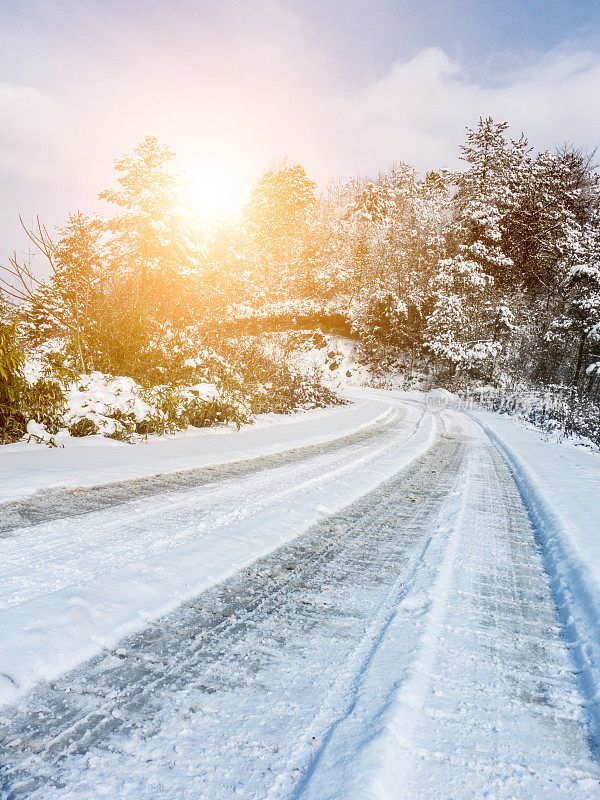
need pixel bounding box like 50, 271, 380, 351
1, 117, 599, 446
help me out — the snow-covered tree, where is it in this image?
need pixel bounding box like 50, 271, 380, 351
100, 136, 196, 319
451, 119, 523, 281
246, 163, 316, 241
502, 148, 598, 385
547, 210, 600, 384
424, 118, 519, 376
334, 165, 449, 360
243, 162, 317, 300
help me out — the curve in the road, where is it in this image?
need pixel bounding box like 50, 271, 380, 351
1, 406, 599, 799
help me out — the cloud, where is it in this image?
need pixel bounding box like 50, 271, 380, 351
322, 47, 600, 175
0, 83, 75, 182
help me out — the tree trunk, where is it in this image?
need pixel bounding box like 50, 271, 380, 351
573, 331, 587, 389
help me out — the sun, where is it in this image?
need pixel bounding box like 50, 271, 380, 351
183, 160, 249, 220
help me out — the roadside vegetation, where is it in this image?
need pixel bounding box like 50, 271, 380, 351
1, 118, 599, 445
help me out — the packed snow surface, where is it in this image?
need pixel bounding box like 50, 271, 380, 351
471, 408, 600, 746
1, 392, 600, 799
0, 397, 391, 503
472, 409, 600, 604
0, 394, 434, 706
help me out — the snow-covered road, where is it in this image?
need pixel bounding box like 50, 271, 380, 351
0, 396, 435, 705
1, 396, 599, 798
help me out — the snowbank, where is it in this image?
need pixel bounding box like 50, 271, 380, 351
472, 409, 600, 738
290, 334, 372, 391
63, 372, 155, 436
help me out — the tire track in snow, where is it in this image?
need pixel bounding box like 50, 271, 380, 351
2, 406, 597, 799
0, 404, 404, 536
319, 412, 600, 800
0, 398, 435, 710
0, 403, 426, 613
0, 420, 460, 800
470, 412, 600, 759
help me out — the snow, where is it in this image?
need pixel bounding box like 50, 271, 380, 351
426, 387, 457, 402
18, 364, 251, 445
471, 408, 600, 742
424, 387, 460, 409
291, 334, 372, 390
62, 372, 155, 435
0, 394, 436, 707
2, 392, 600, 798
471, 410, 600, 600
2, 400, 599, 799
287, 408, 600, 799
0, 397, 391, 504
25, 420, 50, 442
183, 382, 220, 401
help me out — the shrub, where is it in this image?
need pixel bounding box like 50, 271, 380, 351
69, 417, 100, 437
0, 324, 23, 395
206, 334, 344, 416
22, 379, 65, 434
0, 324, 26, 443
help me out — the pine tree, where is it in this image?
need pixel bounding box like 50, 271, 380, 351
504, 148, 596, 385
100, 136, 195, 321
547, 209, 600, 385
424, 118, 518, 377
244, 162, 317, 300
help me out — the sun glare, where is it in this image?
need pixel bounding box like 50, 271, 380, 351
184, 162, 248, 220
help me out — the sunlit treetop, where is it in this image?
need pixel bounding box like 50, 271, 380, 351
99, 136, 196, 275
244, 163, 317, 241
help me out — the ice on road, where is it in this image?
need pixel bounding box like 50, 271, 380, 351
1, 397, 599, 799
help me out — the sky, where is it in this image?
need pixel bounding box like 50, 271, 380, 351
1, 0, 600, 267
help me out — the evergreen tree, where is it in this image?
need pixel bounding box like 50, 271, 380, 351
547, 210, 600, 385
244, 162, 317, 300
424, 118, 518, 376
100, 136, 196, 321
245, 163, 316, 242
